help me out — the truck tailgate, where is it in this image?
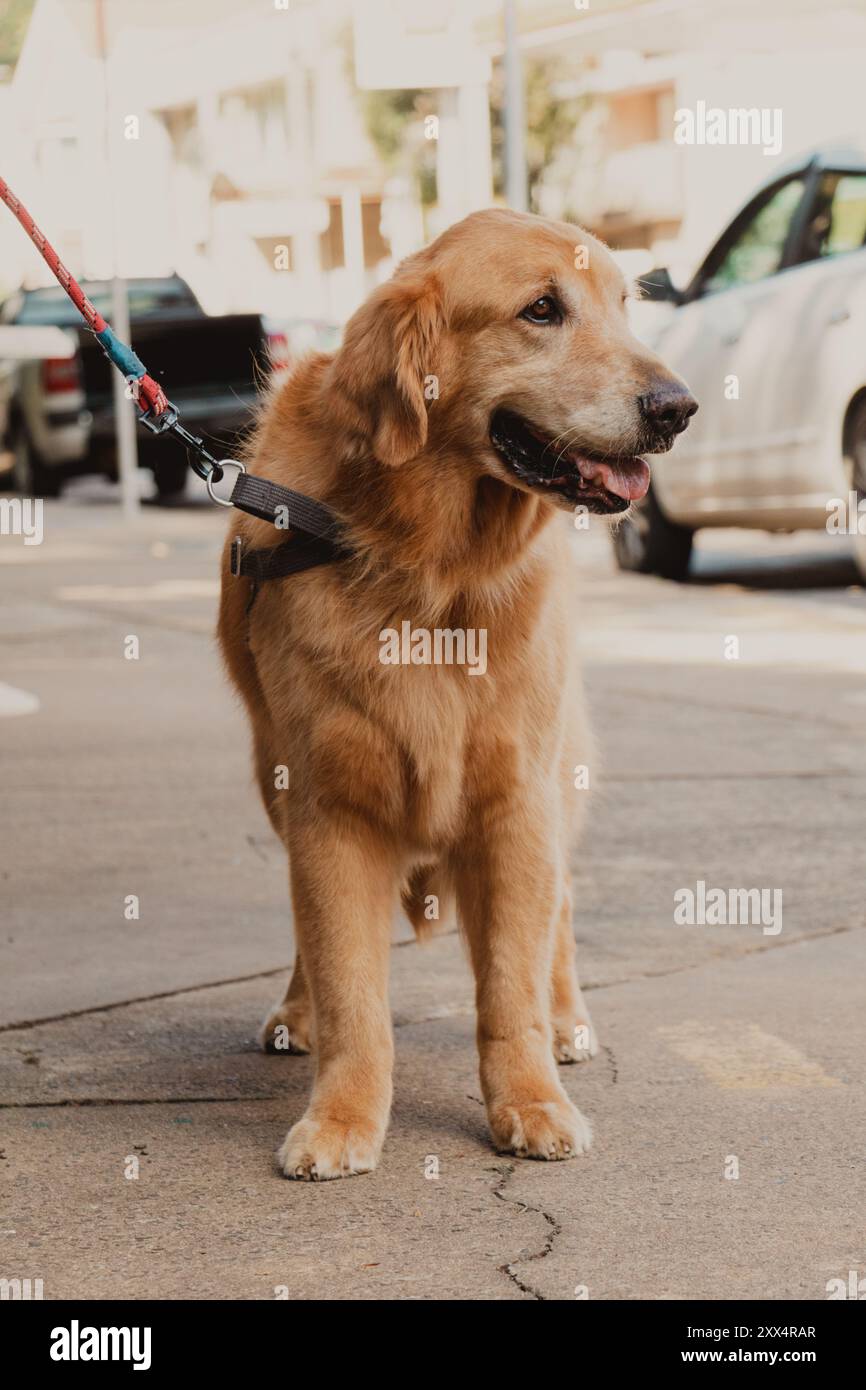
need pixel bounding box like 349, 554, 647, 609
77, 312, 267, 409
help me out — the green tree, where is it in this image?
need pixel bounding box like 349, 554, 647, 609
360, 55, 582, 214
0, 0, 36, 74
361, 87, 437, 206
491, 54, 584, 211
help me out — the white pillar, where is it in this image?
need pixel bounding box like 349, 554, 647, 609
96, 0, 138, 520
503, 0, 528, 211
109, 279, 140, 521
340, 186, 365, 314
457, 81, 494, 214
435, 83, 493, 232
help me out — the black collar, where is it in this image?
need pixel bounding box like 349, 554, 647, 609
228, 470, 350, 586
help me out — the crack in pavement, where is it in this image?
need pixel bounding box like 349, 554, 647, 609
0, 1095, 277, 1109
0, 967, 290, 1035
1, 923, 860, 1038
605, 769, 864, 782
490, 1161, 561, 1301
245, 833, 274, 865
582, 921, 863, 994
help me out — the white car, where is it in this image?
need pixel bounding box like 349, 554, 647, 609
0, 324, 78, 485
614, 146, 866, 581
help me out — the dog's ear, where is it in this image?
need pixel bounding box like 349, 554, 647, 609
334, 273, 444, 467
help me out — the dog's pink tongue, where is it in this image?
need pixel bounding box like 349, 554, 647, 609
579, 456, 650, 501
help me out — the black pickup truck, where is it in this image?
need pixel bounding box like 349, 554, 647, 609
0, 275, 284, 497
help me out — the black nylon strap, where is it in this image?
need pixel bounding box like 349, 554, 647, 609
228, 471, 350, 591
232, 533, 345, 583
230, 471, 343, 542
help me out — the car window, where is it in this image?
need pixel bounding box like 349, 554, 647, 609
798, 172, 866, 262
702, 178, 806, 295
10, 279, 198, 326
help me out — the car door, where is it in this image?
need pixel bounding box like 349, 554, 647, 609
753, 168, 866, 512
649, 173, 809, 522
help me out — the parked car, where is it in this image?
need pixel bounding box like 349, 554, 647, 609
0, 275, 286, 497
615, 146, 866, 581
0, 336, 16, 471
0, 323, 80, 484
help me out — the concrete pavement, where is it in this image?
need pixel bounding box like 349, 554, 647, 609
1, 485, 865, 1300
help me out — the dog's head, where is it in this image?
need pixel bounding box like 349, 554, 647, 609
333, 208, 697, 515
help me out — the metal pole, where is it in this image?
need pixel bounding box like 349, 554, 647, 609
95, 0, 139, 520
503, 0, 528, 212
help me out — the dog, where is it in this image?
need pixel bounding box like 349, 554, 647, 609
218, 208, 697, 1180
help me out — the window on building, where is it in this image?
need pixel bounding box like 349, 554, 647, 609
159, 106, 201, 167
319, 199, 390, 272
608, 86, 669, 150
320, 202, 345, 272
362, 200, 389, 268
218, 81, 289, 165
253, 237, 294, 273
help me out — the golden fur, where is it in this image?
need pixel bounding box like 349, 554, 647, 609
217, 208, 694, 1179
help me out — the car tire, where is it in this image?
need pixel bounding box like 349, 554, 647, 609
10, 423, 62, 498
153, 454, 189, 500
611, 483, 694, 581
845, 398, 866, 584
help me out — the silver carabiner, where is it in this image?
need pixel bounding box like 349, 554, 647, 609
205, 458, 246, 507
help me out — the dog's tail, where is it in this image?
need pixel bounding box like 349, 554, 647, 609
401, 860, 456, 942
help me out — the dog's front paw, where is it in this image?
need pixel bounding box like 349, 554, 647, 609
260, 1001, 313, 1056
488, 1096, 592, 1161
277, 1114, 383, 1181
552, 1018, 599, 1065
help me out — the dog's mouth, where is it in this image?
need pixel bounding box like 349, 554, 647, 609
489, 409, 650, 514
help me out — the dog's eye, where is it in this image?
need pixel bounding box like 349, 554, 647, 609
520, 296, 561, 326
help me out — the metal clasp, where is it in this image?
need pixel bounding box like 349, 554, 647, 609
206, 458, 246, 507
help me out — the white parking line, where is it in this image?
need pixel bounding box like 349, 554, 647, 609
659, 1020, 842, 1090
0, 682, 40, 717
57, 579, 220, 601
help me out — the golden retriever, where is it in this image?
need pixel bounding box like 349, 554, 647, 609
218, 208, 696, 1180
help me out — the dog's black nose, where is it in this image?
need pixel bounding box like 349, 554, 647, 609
638, 383, 698, 440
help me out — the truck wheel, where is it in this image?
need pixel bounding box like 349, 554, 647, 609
11, 424, 62, 498
611, 484, 694, 581
845, 398, 866, 584
153, 454, 189, 500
